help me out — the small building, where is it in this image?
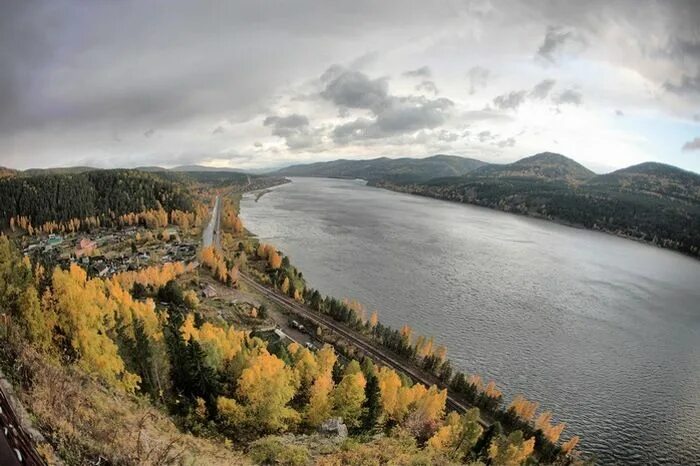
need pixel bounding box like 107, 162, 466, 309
201, 284, 218, 299
45, 234, 63, 250
93, 262, 109, 277
76, 238, 97, 258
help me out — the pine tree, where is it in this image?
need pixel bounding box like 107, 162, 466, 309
361, 372, 382, 430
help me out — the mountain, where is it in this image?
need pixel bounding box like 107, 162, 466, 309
468, 152, 595, 183
22, 166, 99, 176
374, 154, 700, 257
586, 162, 700, 203
0, 167, 18, 178
272, 154, 488, 183
171, 164, 242, 172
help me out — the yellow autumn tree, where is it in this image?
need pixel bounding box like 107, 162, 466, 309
369, 311, 379, 328
52, 264, 139, 392
488, 430, 535, 466
288, 342, 319, 389
306, 371, 334, 427
18, 286, 54, 352
332, 370, 366, 428
535, 411, 566, 444
508, 395, 539, 423
268, 250, 283, 269
561, 435, 580, 455
237, 350, 299, 432
428, 408, 483, 459
180, 314, 247, 370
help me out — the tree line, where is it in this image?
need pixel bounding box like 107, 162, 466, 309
0, 170, 194, 230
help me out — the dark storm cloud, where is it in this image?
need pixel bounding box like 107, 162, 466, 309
682, 137, 700, 151
493, 90, 528, 110
321, 68, 389, 111
263, 114, 317, 150
530, 79, 556, 99
664, 74, 700, 95
536, 26, 584, 63
402, 66, 432, 78
321, 66, 453, 144
331, 96, 453, 144
553, 89, 583, 106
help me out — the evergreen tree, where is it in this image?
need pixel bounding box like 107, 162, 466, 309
361, 372, 381, 430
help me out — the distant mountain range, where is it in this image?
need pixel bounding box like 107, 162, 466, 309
271, 154, 487, 183
269, 152, 700, 257
2, 152, 698, 256
0, 164, 247, 176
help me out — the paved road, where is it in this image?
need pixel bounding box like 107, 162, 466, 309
202, 195, 221, 249
239, 273, 490, 428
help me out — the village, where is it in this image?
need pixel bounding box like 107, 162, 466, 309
19, 216, 321, 360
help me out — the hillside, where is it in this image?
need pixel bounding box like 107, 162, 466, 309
468, 152, 595, 183
586, 162, 700, 203
375, 154, 700, 257
273, 154, 487, 183
0, 169, 194, 227
21, 166, 100, 176
0, 167, 18, 178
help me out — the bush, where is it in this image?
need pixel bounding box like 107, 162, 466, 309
249, 436, 310, 466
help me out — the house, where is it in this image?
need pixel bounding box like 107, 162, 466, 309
93, 262, 109, 277
45, 234, 63, 250
201, 284, 217, 298
76, 238, 97, 257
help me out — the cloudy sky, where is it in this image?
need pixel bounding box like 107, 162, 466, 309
1, 0, 699, 173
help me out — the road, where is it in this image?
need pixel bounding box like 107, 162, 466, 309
0, 380, 46, 466
239, 273, 490, 428
202, 195, 221, 249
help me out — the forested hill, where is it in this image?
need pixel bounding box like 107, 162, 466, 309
466, 152, 595, 182
272, 154, 487, 183
376, 154, 700, 257
0, 170, 194, 227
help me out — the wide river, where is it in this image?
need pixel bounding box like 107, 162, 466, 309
240, 177, 700, 465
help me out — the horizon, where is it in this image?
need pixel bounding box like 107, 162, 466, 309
3, 151, 700, 177
1, 1, 699, 174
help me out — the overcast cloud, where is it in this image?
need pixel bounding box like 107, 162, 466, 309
0, 0, 699, 173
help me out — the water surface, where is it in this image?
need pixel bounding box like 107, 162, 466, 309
241, 177, 700, 465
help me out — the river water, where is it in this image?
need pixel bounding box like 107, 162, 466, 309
240, 177, 700, 465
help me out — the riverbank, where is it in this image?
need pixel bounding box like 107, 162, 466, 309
372, 180, 700, 260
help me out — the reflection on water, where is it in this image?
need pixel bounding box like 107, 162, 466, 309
241, 177, 700, 465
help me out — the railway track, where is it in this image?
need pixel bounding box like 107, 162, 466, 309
240, 273, 489, 428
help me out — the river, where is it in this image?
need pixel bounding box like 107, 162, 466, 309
240, 177, 700, 465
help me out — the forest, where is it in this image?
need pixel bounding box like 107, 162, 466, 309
0, 170, 194, 228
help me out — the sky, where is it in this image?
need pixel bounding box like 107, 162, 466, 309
1, 0, 699, 174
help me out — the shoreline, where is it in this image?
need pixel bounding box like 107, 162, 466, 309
370, 181, 700, 261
